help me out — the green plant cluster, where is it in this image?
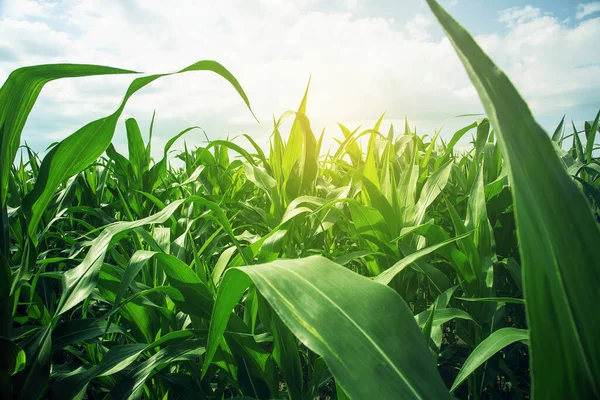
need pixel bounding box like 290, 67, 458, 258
1, 1, 599, 399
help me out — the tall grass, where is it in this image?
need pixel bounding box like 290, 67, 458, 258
1, 0, 598, 398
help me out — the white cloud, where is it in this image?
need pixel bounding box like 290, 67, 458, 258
0, 1, 598, 158
576, 2, 600, 19
491, 6, 600, 110
498, 5, 542, 27
1, 0, 56, 19
405, 14, 433, 41
344, 0, 359, 13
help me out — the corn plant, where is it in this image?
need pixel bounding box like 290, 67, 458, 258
0, 0, 598, 399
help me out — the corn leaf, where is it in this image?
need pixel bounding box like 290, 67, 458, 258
427, 0, 600, 397
204, 256, 451, 399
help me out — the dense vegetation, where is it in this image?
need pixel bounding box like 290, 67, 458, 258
1, 1, 599, 399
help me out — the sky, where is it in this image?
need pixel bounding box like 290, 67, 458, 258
1, 0, 599, 158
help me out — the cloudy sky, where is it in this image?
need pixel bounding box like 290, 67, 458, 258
1, 0, 599, 157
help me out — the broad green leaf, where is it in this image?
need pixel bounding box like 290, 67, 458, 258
450, 328, 528, 392
153, 252, 279, 396
15, 325, 52, 400
143, 126, 201, 192
333, 250, 384, 266
415, 307, 477, 328
282, 78, 310, 180
56, 195, 249, 316
437, 121, 477, 166
155, 252, 215, 319
412, 160, 453, 226
337, 123, 362, 166
270, 117, 286, 186
241, 133, 270, 171
97, 265, 162, 343
125, 118, 148, 180
427, 1, 600, 397
374, 232, 471, 285
347, 200, 391, 256
204, 256, 451, 399
205, 139, 259, 166
22, 60, 254, 239
51, 332, 199, 399
283, 112, 318, 200
52, 318, 123, 350
111, 339, 206, 400
363, 131, 380, 188
114, 250, 158, 308
359, 174, 398, 236
0, 64, 136, 208
258, 295, 303, 400
0, 337, 26, 376
55, 200, 186, 316
212, 246, 238, 287
243, 164, 283, 218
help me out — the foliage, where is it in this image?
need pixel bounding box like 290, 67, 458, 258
1, 1, 598, 398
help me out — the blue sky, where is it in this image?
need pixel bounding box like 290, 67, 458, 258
1, 0, 599, 157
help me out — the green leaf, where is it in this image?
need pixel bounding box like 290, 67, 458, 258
426, 1, 600, 397
22, 60, 254, 239
282, 78, 310, 181
0, 337, 26, 376
584, 110, 600, 163
55, 200, 186, 316
450, 328, 528, 392
0, 64, 136, 208
374, 231, 471, 285
347, 200, 393, 260
421, 302, 436, 346
114, 250, 158, 308
551, 115, 565, 143
257, 295, 303, 400
51, 332, 199, 399
337, 123, 362, 166
15, 325, 52, 400
52, 318, 123, 350
363, 131, 381, 188
204, 256, 451, 399
111, 339, 206, 400
573, 120, 586, 162
412, 160, 453, 226
125, 118, 148, 180
415, 307, 477, 328
457, 297, 525, 305
333, 250, 384, 266
243, 164, 282, 218
143, 126, 200, 192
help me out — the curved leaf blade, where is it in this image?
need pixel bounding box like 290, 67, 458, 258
426, 1, 600, 397
22, 60, 254, 238
450, 328, 528, 392
374, 231, 471, 285
0, 64, 136, 207
204, 256, 451, 399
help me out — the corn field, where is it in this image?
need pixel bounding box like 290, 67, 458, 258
1, 1, 599, 399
